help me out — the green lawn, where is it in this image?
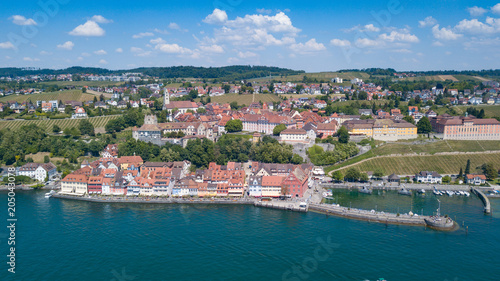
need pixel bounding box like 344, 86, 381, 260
434, 105, 500, 118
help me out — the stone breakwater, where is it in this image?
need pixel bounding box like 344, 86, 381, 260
309, 203, 429, 226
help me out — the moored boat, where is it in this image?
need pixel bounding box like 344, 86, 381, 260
359, 186, 372, 194
398, 188, 412, 196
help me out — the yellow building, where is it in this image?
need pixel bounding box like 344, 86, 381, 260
344, 119, 417, 141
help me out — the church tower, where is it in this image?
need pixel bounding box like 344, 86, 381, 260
163, 88, 170, 110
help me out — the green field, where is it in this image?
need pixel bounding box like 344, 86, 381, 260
336, 153, 500, 175
39, 81, 125, 87
201, 93, 281, 106
434, 105, 500, 118
0, 90, 96, 103
0, 115, 120, 132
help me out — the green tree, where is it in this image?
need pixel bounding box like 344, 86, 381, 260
82, 87, 87, 93
403, 115, 415, 125
482, 163, 497, 180
78, 119, 95, 136
225, 119, 243, 133
273, 124, 287, 136
359, 173, 369, 182
291, 154, 303, 164
43, 155, 50, 163
52, 124, 61, 133
332, 170, 344, 181
465, 159, 471, 175
337, 126, 349, 143
344, 168, 361, 182
230, 101, 238, 110
442, 175, 451, 183
458, 167, 463, 179
373, 168, 384, 179
417, 116, 432, 134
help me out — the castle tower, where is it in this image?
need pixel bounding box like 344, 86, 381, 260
163, 88, 170, 110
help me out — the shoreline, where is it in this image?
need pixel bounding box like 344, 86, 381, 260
51, 193, 457, 231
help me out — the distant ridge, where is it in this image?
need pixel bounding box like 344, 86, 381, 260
0, 65, 304, 80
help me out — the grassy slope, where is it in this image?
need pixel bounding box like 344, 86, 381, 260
326, 140, 500, 175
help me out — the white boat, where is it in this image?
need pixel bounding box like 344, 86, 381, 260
463, 191, 470, 197
418, 189, 426, 194
44, 190, 55, 198
433, 187, 442, 196
446, 190, 454, 196
458, 191, 465, 196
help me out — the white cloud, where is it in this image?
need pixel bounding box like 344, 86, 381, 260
0, 41, 15, 50
91, 15, 113, 23
256, 8, 272, 14
290, 39, 326, 53
5, 56, 11, 59
155, 43, 192, 54
432, 41, 444, 46
10, 15, 37, 26
23, 57, 39, 61
330, 38, 351, 47
227, 57, 239, 64
99, 59, 108, 64
168, 22, 181, 30
94, 49, 107, 55
432, 24, 462, 40
391, 48, 412, 53
77, 57, 83, 61
57, 41, 74, 50
40, 51, 52, 55
132, 32, 154, 39
355, 38, 382, 47
237, 51, 257, 58
153, 28, 169, 35
200, 44, 224, 53
150, 37, 166, 44
418, 16, 437, 28
363, 24, 380, 32
344, 24, 381, 33
81, 52, 91, 57
130, 47, 151, 57
203, 9, 228, 24
69, 20, 105, 36
468, 6, 488, 17
492, 3, 500, 14
115, 48, 123, 53
379, 30, 419, 43
455, 18, 500, 34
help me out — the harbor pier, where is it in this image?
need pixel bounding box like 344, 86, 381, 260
471, 187, 491, 214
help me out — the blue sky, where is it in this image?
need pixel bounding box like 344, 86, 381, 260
0, 0, 499, 72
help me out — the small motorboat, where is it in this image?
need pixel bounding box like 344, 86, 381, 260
398, 188, 412, 196
44, 190, 55, 198
359, 186, 372, 194
446, 190, 454, 196
463, 191, 470, 197
418, 189, 426, 194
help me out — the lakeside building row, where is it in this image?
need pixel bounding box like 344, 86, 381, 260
60, 154, 315, 198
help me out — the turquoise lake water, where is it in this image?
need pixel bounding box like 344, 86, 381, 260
0, 190, 499, 281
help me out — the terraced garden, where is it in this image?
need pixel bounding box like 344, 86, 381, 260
336, 152, 500, 175
0, 115, 120, 132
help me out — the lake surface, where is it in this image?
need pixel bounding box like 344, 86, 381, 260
0, 190, 499, 281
